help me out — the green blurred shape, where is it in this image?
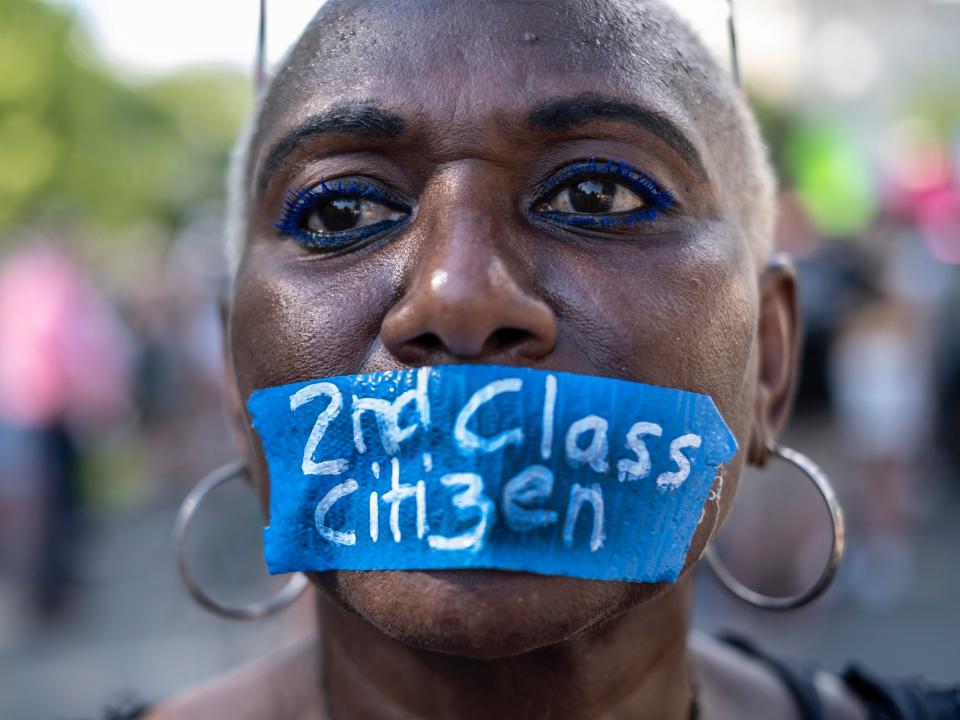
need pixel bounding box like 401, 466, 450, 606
787, 123, 875, 237
0, 113, 59, 214
0, 0, 62, 106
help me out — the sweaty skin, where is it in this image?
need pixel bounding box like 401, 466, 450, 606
152, 2, 867, 718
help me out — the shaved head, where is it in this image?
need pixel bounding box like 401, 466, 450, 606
226, 0, 775, 276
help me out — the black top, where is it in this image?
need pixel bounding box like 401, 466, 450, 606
723, 635, 960, 720
99, 637, 960, 720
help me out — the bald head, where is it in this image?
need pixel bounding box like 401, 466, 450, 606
226, 0, 775, 274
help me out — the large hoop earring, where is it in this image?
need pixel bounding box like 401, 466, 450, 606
704, 445, 845, 610
174, 460, 309, 621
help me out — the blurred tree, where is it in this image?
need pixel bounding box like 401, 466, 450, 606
0, 0, 250, 253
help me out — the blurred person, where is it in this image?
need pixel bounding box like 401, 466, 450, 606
882, 219, 956, 487
830, 293, 933, 609
880, 121, 960, 480
935, 285, 960, 476
123, 273, 217, 491
0, 244, 132, 616
829, 209, 955, 610
793, 238, 877, 418
124, 1, 960, 719
120, 221, 233, 495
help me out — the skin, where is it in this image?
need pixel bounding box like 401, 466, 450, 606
152, 1, 867, 718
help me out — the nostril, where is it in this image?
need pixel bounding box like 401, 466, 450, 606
409, 332, 444, 352
490, 327, 534, 351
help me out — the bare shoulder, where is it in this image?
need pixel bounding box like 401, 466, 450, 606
689, 633, 867, 720
144, 639, 322, 720
815, 668, 871, 720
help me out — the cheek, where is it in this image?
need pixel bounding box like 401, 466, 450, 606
230, 249, 401, 393
543, 233, 758, 429
228, 244, 402, 507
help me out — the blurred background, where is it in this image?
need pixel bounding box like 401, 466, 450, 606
0, 0, 957, 717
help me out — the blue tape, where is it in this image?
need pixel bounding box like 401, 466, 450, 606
249, 365, 737, 583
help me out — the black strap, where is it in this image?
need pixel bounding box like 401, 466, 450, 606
843, 666, 960, 720
719, 634, 960, 720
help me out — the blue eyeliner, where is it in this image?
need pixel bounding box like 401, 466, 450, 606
275, 157, 673, 250
275, 178, 410, 250
535, 157, 675, 230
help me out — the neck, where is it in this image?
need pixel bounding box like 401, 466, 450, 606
318, 575, 695, 720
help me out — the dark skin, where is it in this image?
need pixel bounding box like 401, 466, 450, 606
151, 1, 867, 718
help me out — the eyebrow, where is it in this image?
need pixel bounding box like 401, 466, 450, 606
257, 102, 405, 193
527, 93, 707, 181
256, 95, 706, 193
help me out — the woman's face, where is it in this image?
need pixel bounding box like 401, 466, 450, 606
228, 0, 795, 657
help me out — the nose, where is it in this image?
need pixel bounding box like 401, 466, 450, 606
380, 203, 558, 364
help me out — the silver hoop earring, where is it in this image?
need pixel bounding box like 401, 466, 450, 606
174, 460, 309, 621
705, 445, 845, 611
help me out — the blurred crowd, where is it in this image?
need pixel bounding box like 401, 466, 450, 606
0, 224, 232, 618
784, 115, 960, 608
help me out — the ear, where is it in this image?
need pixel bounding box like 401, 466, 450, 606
749, 254, 801, 467
220, 291, 251, 461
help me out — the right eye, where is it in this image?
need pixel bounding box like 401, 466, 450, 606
276, 178, 411, 250
531, 158, 675, 233
536, 177, 651, 216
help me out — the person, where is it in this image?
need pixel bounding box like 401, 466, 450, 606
140, 1, 959, 718
0, 245, 132, 617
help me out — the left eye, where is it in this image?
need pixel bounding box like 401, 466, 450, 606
276, 179, 411, 250
304, 197, 406, 234
536, 178, 648, 215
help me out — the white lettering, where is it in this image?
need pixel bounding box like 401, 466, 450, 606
565, 415, 610, 473
416, 480, 428, 539
617, 422, 663, 482
540, 374, 557, 460
562, 483, 605, 552
414, 367, 432, 428
352, 396, 395, 454
453, 379, 525, 454
502, 465, 559, 532
369, 491, 379, 542
381, 457, 417, 543
351, 368, 431, 455
427, 473, 495, 551
290, 383, 348, 476
314, 479, 358, 546
656, 434, 702, 489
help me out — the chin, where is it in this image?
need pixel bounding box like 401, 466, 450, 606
315, 567, 665, 659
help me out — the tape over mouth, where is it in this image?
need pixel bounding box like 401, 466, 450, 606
249, 364, 737, 584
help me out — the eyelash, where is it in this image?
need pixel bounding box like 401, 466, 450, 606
275, 178, 411, 249
533, 157, 675, 230
274, 158, 674, 250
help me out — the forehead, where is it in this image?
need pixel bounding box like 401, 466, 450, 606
254, 0, 729, 166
